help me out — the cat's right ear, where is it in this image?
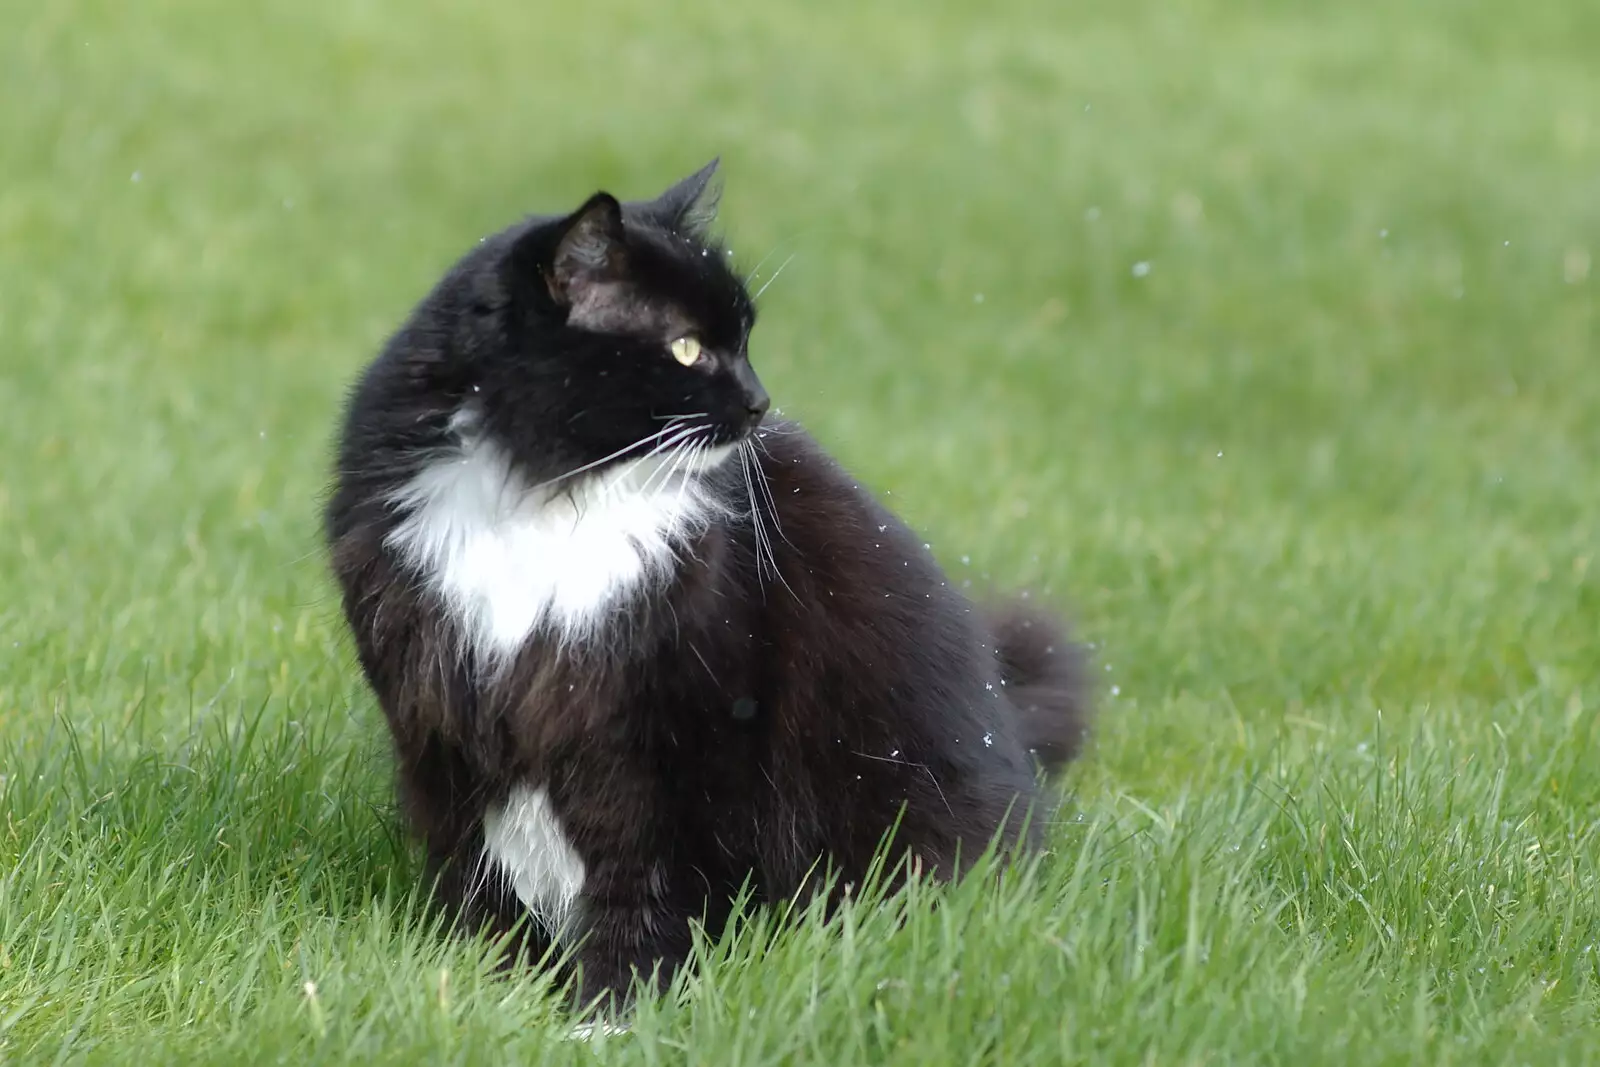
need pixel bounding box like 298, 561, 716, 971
651, 158, 721, 236
542, 192, 628, 307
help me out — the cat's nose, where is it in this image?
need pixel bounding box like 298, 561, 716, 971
745, 389, 771, 426
733, 362, 770, 429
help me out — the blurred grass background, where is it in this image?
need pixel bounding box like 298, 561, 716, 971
2, 0, 1598, 1062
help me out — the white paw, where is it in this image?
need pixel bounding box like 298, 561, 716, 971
565, 1020, 631, 1042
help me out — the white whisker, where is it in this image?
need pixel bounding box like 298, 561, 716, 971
740, 439, 798, 601
749, 443, 793, 549
743, 242, 787, 287
525, 421, 699, 495
672, 441, 705, 516
737, 445, 764, 587
636, 427, 705, 496
752, 252, 797, 301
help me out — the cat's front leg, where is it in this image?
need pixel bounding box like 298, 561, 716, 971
568, 859, 695, 1015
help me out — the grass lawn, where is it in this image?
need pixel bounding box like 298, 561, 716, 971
3, 0, 1599, 1061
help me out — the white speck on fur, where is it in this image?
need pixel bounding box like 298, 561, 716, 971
482, 784, 586, 939
385, 417, 732, 666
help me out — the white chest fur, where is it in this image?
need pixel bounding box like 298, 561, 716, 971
384, 427, 727, 666
481, 785, 586, 937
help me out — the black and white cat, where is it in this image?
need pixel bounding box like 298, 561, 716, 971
324, 160, 1091, 1010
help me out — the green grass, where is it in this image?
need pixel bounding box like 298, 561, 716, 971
3, 0, 1598, 1061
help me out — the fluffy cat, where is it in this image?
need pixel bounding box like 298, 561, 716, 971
324, 159, 1091, 1010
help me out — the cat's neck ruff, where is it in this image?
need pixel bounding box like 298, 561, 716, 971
385, 425, 732, 666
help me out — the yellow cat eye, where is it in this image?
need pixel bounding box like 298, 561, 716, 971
669, 337, 704, 367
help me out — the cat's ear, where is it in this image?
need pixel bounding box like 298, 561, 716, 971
545, 192, 628, 306
651, 158, 721, 236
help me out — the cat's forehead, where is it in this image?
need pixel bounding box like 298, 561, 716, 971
595, 228, 753, 345
566, 282, 698, 339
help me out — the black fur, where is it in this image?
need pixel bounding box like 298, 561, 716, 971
324, 160, 1092, 1011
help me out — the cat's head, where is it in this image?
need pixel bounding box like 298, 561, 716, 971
442, 159, 767, 484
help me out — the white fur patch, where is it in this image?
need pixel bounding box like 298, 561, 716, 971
385, 417, 730, 665
482, 784, 586, 938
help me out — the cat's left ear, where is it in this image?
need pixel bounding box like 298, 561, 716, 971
544, 192, 628, 306
651, 158, 721, 236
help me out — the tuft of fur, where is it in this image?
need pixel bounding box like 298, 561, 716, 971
988, 603, 1094, 773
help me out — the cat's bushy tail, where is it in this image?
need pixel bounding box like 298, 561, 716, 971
987, 602, 1094, 773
